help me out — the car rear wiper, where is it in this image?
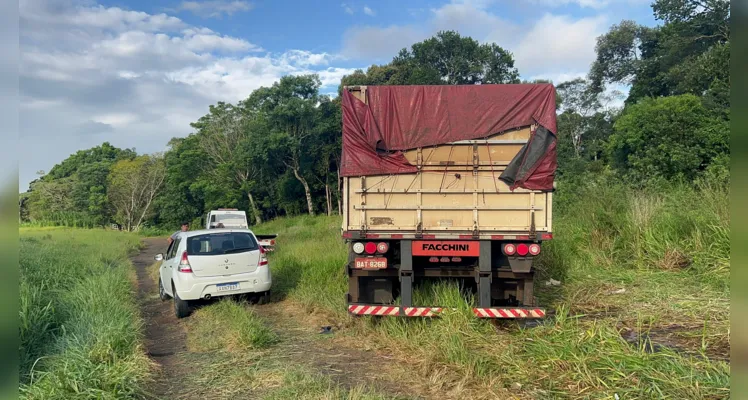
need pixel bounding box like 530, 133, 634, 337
223, 247, 254, 254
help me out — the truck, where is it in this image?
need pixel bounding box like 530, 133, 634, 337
340, 84, 558, 319
205, 209, 278, 252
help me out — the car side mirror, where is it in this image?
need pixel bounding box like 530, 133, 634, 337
154, 254, 164, 261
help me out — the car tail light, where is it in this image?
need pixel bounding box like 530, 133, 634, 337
451, 257, 462, 262
529, 243, 541, 256
429, 257, 439, 262
178, 251, 192, 273
516, 243, 529, 256
269, 239, 276, 246
352, 242, 365, 254
376, 242, 389, 253
504, 244, 516, 255
440, 256, 450, 262
259, 245, 268, 266
364, 242, 377, 254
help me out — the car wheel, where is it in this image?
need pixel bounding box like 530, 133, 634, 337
173, 284, 191, 319
257, 291, 271, 305
158, 277, 171, 301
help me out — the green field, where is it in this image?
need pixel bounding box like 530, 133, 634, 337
251, 178, 730, 398
18, 178, 730, 399
19, 228, 152, 399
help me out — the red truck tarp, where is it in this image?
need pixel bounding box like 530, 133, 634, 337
340, 84, 558, 191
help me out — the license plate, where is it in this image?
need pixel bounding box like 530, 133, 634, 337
217, 282, 240, 292
354, 257, 387, 269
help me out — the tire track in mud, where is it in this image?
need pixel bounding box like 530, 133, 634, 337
133, 237, 192, 399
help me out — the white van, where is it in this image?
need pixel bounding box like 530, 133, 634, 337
205, 209, 248, 229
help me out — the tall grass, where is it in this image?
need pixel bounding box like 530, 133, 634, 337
186, 299, 278, 352
254, 177, 730, 397
19, 228, 152, 399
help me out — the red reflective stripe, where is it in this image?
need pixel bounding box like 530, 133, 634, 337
342, 232, 352, 238
491, 235, 504, 240
510, 309, 521, 317
391, 234, 403, 239
516, 235, 530, 240
541, 233, 553, 240
421, 234, 436, 239
366, 234, 380, 239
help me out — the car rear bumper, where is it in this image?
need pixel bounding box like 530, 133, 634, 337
174, 266, 272, 300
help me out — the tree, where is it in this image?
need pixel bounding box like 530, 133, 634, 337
310, 96, 343, 216
589, 0, 729, 107
242, 75, 322, 216
192, 102, 265, 224
400, 31, 519, 84
107, 155, 166, 231
556, 78, 622, 158
588, 20, 655, 95
608, 94, 728, 182
152, 136, 209, 228
341, 31, 519, 88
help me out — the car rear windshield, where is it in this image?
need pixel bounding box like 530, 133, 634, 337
186, 232, 258, 256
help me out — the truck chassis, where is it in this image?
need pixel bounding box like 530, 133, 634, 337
345, 237, 547, 319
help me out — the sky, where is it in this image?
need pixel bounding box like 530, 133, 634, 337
19, 0, 658, 191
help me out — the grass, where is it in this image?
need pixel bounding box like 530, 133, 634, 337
19, 227, 153, 399
173, 350, 401, 399
179, 297, 402, 399
185, 299, 278, 352
251, 177, 730, 398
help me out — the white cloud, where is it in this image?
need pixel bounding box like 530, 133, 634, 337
532, 0, 610, 8
341, 3, 354, 14
342, 25, 427, 60
528, 0, 651, 8
177, 0, 254, 18
431, 0, 519, 42
341, 0, 607, 83
511, 14, 607, 77
19, 0, 357, 190
363, 6, 376, 16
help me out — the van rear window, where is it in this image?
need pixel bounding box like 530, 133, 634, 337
186, 232, 258, 255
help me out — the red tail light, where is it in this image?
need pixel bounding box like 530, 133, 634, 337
259, 245, 268, 266
440, 257, 450, 263
516, 243, 529, 256
376, 242, 389, 253
529, 243, 541, 256
451, 257, 462, 262
503, 244, 516, 255
364, 242, 377, 254
178, 251, 192, 273
429, 257, 439, 262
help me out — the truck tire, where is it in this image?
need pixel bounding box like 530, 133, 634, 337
173, 284, 191, 319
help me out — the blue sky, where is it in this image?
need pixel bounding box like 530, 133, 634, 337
19, 0, 659, 190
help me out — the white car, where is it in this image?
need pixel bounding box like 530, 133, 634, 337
155, 229, 272, 318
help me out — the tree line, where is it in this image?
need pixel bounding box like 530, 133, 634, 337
19, 0, 730, 231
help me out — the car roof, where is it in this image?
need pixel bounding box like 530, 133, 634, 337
179, 228, 254, 238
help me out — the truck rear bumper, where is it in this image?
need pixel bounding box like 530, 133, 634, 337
347, 304, 546, 318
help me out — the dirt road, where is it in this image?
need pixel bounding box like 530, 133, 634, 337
132, 238, 190, 398
132, 238, 422, 399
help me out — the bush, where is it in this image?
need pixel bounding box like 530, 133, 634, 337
608, 94, 729, 183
